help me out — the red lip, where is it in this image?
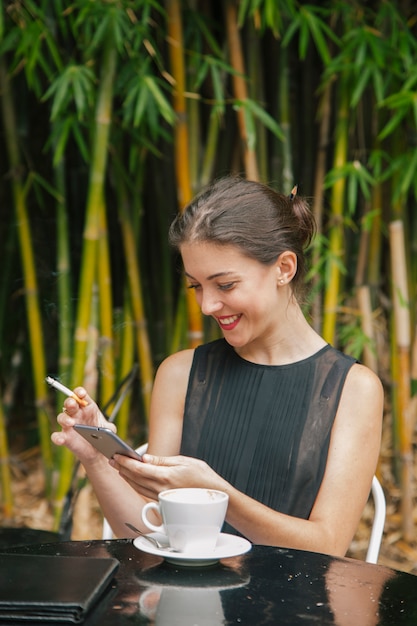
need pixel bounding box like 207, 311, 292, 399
216, 315, 242, 331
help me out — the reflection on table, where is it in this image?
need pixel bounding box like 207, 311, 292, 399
2, 538, 417, 625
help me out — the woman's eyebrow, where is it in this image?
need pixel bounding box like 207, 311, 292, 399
185, 271, 236, 281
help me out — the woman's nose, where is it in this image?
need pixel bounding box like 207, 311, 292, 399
200, 291, 223, 316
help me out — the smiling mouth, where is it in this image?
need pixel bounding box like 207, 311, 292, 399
216, 314, 242, 330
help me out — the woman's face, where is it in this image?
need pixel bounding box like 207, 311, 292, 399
180, 241, 288, 349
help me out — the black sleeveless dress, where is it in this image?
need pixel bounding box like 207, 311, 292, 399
180, 339, 355, 532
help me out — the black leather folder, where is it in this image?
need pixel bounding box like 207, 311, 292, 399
0, 554, 119, 623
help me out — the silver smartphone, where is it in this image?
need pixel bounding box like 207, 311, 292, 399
73, 425, 143, 461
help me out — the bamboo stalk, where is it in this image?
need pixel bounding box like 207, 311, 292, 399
53, 32, 118, 527
224, 0, 259, 181
322, 74, 349, 345
311, 77, 332, 333
71, 40, 117, 386
114, 301, 135, 441
356, 285, 378, 373
246, 20, 268, 182
54, 154, 73, 409
97, 199, 115, 406
0, 57, 53, 488
367, 179, 383, 291
0, 395, 13, 518
200, 109, 221, 187
277, 45, 292, 194
119, 203, 154, 418
389, 219, 413, 542
165, 0, 202, 348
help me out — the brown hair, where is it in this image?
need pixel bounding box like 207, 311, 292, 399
169, 176, 316, 298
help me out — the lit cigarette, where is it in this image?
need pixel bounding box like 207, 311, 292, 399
46, 376, 88, 407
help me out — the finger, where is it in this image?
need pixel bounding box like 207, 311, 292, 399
73, 386, 90, 403
63, 397, 79, 414
141, 454, 185, 466
51, 431, 66, 446
141, 454, 171, 466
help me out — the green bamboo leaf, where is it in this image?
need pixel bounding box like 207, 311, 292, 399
134, 88, 150, 127
372, 68, 385, 103
87, 14, 114, 55
209, 65, 226, 116
361, 209, 381, 233
43, 65, 95, 121
394, 148, 417, 200
45, 79, 71, 121
301, 8, 331, 65
243, 98, 285, 140
355, 164, 374, 200
71, 119, 90, 163
347, 168, 357, 215
193, 59, 209, 91
30, 172, 61, 202
377, 109, 407, 140
190, 11, 224, 57
365, 27, 385, 67
143, 75, 176, 125
299, 20, 310, 60
368, 149, 391, 180
51, 118, 72, 167
351, 65, 372, 107
281, 19, 300, 48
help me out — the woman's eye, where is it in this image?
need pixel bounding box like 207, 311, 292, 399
187, 283, 200, 290
219, 282, 235, 291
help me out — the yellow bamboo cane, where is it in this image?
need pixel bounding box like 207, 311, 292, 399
54, 156, 73, 410
97, 199, 115, 406
389, 220, 413, 542
119, 207, 154, 418
356, 285, 378, 373
322, 75, 349, 345
115, 301, 135, 440
165, 0, 202, 349
311, 80, 332, 332
53, 36, 118, 528
0, 58, 53, 490
224, 0, 259, 182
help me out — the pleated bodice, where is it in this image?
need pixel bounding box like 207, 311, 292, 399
180, 339, 355, 532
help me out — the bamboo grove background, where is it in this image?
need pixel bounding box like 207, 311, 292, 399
0, 0, 416, 543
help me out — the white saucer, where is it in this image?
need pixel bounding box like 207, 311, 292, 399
133, 532, 252, 566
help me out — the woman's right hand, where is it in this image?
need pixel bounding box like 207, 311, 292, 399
51, 387, 116, 462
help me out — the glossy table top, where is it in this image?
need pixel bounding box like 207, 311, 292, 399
2, 538, 417, 625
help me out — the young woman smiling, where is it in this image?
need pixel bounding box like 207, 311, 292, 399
52, 176, 383, 557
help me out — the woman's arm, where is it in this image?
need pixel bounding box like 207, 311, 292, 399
51, 349, 195, 538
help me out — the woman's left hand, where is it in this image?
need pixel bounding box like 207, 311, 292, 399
109, 453, 229, 501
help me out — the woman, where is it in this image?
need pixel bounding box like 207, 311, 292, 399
52, 176, 383, 556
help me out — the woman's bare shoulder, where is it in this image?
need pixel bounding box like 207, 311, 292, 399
346, 362, 384, 397
153, 348, 195, 391
157, 348, 195, 374
338, 361, 384, 430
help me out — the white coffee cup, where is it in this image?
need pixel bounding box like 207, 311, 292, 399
141, 488, 229, 553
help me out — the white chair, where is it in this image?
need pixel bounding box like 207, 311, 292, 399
102, 448, 386, 563
365, 475, 386, 564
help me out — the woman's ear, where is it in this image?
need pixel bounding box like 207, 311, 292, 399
275, 251, 297, 285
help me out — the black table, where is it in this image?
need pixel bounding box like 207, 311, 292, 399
2, 538, 417, 625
